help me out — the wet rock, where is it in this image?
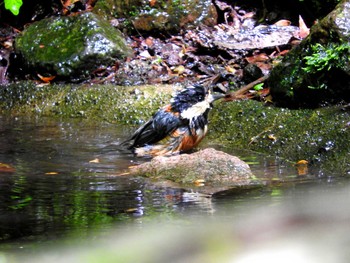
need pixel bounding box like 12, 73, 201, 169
268, 0, 350, 108
94, 0, 217, 33
14, 12, 132, 81
130, 148, 255, 193
213, 24, 299, 50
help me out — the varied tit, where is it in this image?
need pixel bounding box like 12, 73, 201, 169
122, 84, 224, 157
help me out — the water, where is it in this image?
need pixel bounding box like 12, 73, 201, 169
0, 116, 347, 253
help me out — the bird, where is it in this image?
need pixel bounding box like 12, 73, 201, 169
122, 84, 224, 157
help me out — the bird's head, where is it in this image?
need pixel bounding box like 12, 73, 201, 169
170, 84, 224, 119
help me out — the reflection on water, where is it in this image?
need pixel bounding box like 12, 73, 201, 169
0, 116, 345, 251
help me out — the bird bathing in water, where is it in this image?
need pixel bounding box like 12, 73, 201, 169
122, 85, 224, 157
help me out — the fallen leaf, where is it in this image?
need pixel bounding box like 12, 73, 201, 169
125, 208, 139, 213
89, 158, 100, 163
173, 65, 186, 75
245, 53, 269, 63
45, 172, 59, 175
194, 179, 206, 186
295, 160, 309, 176
296, 160, 308, 165
144, 37, 154, 47
299, 15, 310, 39
225, 65, 236, 73
268, 134, 277, 141
0, 163, 15, 173
149, 0, 156, 7
37, 74, 56, 83
274, 19, 291, 26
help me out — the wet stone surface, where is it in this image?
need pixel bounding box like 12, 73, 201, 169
15, 12, 131, 81
130, 148, 257, 195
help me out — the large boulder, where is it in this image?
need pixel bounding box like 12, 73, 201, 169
14, 12, 132, 82
268, 0, 350, 108
94, 0, 217, 33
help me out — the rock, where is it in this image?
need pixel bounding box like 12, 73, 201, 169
15, 12, 132, 81
213, 24, 300, 50
268, 0, 350, 108
130, 148, 255, 192
94, 0, 217, 33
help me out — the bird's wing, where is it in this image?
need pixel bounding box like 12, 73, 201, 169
123, 108, 183, 149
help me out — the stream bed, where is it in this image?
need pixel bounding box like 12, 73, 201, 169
0, 115, 349, 259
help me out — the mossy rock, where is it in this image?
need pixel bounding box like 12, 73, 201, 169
93, 0, 217, 33
268, 0, 350, 108
0, 82, 173, 123
15, 12, 132, 81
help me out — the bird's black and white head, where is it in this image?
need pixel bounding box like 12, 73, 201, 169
170, 85, 224, 120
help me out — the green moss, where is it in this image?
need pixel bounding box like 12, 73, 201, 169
0, 82, 172, 124
15, 12, 131, 79
209, 100, 350, 174
303, 42, 350, 77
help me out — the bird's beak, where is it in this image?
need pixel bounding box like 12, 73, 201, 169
209, 93, 225, 103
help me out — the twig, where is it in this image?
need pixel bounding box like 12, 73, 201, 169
224, 74, 269, 101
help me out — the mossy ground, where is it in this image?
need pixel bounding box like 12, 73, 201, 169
1, 82, 349, 174
209, 100, 350, 175
0, 82, 172, 124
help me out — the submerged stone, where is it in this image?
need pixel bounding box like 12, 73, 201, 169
15, 12, 132, 81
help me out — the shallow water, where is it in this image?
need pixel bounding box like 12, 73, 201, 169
0, 116, 347, 252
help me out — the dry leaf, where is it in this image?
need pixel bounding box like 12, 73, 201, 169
245, 53, 269, 63
225, 65, 236, 73
0, 163, 15, 173
45, 172, 59, 175
89, 158, 100, 163
173, 65, 185, 75
295, 160, 309, 176
125, 208, 139, 213
267, 134, 277, 141
144, 37, 154, 47
274, 19, 291, 26
296, 160, 308, 165
299, 15, 310, 39
149, 0, 156, 7
37, 74, 56, 83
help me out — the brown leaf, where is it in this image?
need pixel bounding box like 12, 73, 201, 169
45, 172, 59, 175
267, 134, 277, 141
0, 163, 15, 173
173, 65, 186, 75
299, 15, 310, 39
245, 53, 269, 63
274, 19, 291, 26
149, 0, 156, 7
225, 65, 236, 73
37, 74, 56, 83
194, 179, 205, 186
296, 160, 309, 165
295, 160, 309, 176
144, 37, 154, 47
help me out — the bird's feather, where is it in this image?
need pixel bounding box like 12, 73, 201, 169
123, 107, 183, 149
